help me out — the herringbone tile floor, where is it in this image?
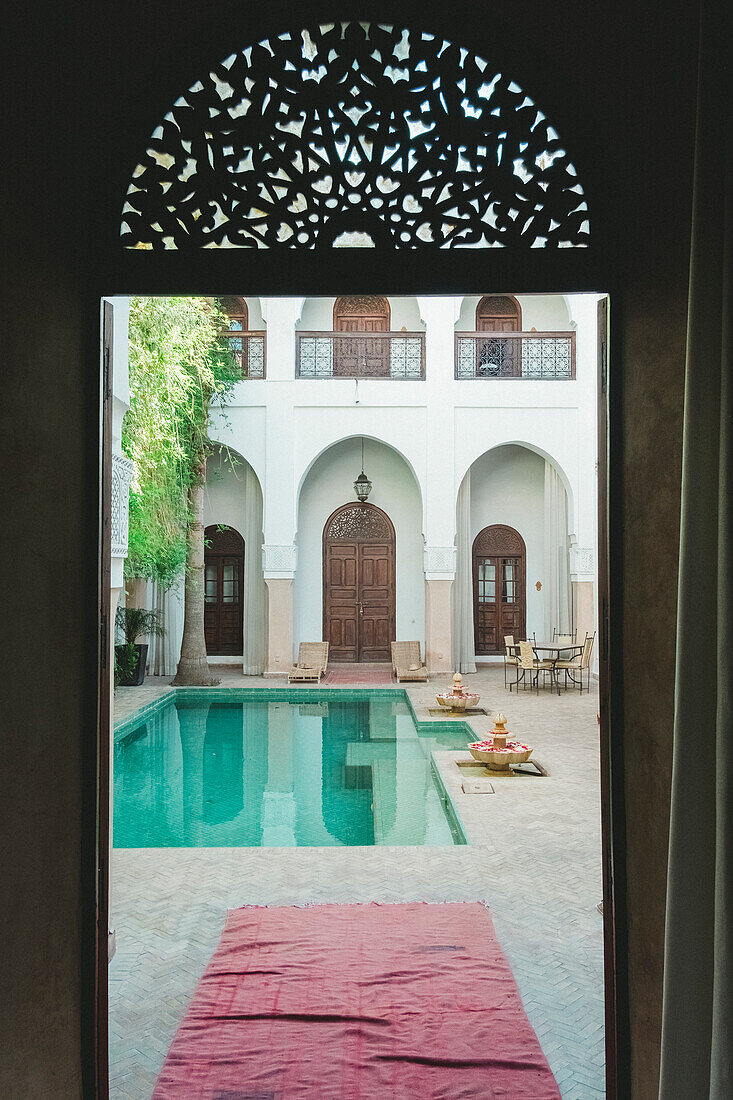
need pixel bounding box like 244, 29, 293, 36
110, 666, 604, 1098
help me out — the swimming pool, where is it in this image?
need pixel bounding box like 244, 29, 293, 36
113, 690, 469, 847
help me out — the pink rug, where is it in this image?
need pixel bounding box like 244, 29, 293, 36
321, 663, 394, 685
153, 902, 560, 1099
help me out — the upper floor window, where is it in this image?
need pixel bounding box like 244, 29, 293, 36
476, 295, 522, 332
219, 296, 266, 379
456, 294, 575, 379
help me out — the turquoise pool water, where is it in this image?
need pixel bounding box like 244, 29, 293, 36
113, 690, 469, 848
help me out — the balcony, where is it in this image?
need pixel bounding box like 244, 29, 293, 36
225, 331, 267, 378
296, 332, 426, 379
455, 331, 576, 379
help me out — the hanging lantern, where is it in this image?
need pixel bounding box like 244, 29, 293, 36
354, 438, 372, 501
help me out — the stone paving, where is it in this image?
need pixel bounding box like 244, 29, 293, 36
110, 666, 604, 1099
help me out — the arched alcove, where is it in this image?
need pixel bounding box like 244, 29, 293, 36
295, 437, 424, 655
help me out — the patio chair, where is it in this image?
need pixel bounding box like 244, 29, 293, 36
510, 640, 552, 694
556, 632, 595, 693
552, 627, 577, 642
504, 634, 519, 687
288, 642, 329, 683
391, 641, 429, 682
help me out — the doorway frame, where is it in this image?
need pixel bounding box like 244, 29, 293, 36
322, 501, 396, 662
96, 279, 622, 1100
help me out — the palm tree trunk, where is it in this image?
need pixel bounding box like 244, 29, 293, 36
172, 462, 217, 686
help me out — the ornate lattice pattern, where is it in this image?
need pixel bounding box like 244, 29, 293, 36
455, 333, 575, 378
297, 334, 424, 377
327, 503, 393, 540
111, 453, 135, 557
473, 524, 525, 556
121, 22, 589, 249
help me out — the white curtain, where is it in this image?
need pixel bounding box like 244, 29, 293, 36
240, 460, 267, 675
543, 462, 571, 640
451, 473, 476, 673
147, 577, 184, 677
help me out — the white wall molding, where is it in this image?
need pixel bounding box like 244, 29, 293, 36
571, 545, 595, 577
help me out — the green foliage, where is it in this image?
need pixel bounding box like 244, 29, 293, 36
114, 643, 139, 687
115, 606, 165, 646
122, 297, 240, 587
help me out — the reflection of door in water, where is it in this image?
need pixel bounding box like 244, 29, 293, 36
472, 524, 526, 654
204, 525, 244, 655
323, 503, 395, 661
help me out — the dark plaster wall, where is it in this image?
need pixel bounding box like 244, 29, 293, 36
0, 1, 698, 1095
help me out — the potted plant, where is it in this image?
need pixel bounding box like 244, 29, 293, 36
114, 606, 164, 687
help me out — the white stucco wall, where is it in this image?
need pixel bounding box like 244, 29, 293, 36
469, 445, 546, 641
455, 293, 572, 331
295, 437, 425, 650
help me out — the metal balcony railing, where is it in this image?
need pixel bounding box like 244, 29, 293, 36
224, 331, 267, 378
454, 331, 576, 379
296, 332, 426, 379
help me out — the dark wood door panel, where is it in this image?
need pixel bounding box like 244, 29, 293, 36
324, 504, 395, 662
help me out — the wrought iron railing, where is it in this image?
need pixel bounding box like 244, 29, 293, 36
454, 331, 576, 379
296, 332, 426, 379
223, 331, 266, 378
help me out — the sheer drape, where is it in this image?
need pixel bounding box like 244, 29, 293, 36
147, 578, 184, 677
659, 6, 732, 1095
451, 473, 476, 673
240, 460, 267, 675
543, 462, 571, 640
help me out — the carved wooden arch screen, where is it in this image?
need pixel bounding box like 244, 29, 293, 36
472, 524, 526, 655
121, 23, 590, 250
323, 502, 395, 662
333, 296, 391, 332
204, 525, 245, 655
476, 295, 522, 331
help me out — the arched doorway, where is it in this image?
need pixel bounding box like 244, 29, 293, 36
323, 502, 395, 661
475, 295, 522, 378
472, 524, 526, 654
475, 294, 522, 331
204, 525, 244, 656
333, 295, 391, 377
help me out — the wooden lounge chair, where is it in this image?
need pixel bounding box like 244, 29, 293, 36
288, 642, 329, 683
391, 641, 429, 682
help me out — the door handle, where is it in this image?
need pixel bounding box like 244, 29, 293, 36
358, 601, 364, 615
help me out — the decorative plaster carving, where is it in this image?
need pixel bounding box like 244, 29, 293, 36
111, 453, 134, 558
121, 23, 589, 250
424, 546, 457, 574
262, 544, 298, 573
571, 546, 595, 574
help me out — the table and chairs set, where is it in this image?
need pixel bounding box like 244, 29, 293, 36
504, 630, 595, 695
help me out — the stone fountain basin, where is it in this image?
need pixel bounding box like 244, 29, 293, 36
435, 692, 480, 710
468, 746, 533, 767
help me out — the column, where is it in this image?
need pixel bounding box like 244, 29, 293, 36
263, 545, 297, 674
424, 547, 456, 673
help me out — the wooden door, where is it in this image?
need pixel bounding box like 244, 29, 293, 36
204, 525, 244, 655
333, 295, 390, 377
476, 294, 521, 376
324, 503, 395, 661
472, 525, 526, 655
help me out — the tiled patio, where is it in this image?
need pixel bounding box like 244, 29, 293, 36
110, 665, 604, 1099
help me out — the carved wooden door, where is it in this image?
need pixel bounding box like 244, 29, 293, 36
472, 525, 526, 655
204, 525, 245, 655
333, 295, 390, 377
324, 503, 395, 661
476, 294, 521, 377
